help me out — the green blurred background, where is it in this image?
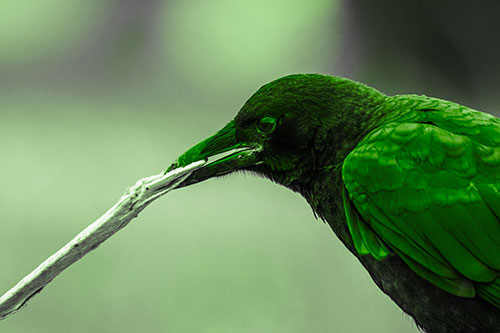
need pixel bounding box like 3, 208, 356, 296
1, 1, 499, 332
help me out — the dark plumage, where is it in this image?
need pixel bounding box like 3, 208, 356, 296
168, 74, 500, 332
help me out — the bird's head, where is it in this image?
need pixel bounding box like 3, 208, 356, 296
168, 74, 385, 191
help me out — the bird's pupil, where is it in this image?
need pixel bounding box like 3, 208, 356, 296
258, 117, 276, 133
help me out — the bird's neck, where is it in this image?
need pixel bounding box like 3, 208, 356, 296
291, 87, 390, 250
300, 85, 390, 187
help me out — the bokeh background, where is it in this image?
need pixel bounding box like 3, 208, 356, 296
1, 1, 500, 332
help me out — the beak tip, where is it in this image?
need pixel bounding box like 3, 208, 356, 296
165, 160, 180, 174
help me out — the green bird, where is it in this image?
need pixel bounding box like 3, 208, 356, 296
167, 74, 500, 333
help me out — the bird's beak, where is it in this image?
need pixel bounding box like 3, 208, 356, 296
166, 120, 262, 188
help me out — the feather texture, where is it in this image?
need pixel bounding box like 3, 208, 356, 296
342, 103, 500, 307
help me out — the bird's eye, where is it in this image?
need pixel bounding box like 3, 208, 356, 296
257, 116, 277, 134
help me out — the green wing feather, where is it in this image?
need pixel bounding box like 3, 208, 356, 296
342, 101, 500, 307
342, 186, 390, 259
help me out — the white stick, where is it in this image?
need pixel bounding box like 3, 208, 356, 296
0, 160, 205, 320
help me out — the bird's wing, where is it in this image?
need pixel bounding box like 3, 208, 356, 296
342, 110, 500, 306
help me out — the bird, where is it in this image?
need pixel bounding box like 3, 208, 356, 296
167, 74, 500, 333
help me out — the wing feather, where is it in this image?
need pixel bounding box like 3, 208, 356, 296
342, 112, 500, 307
